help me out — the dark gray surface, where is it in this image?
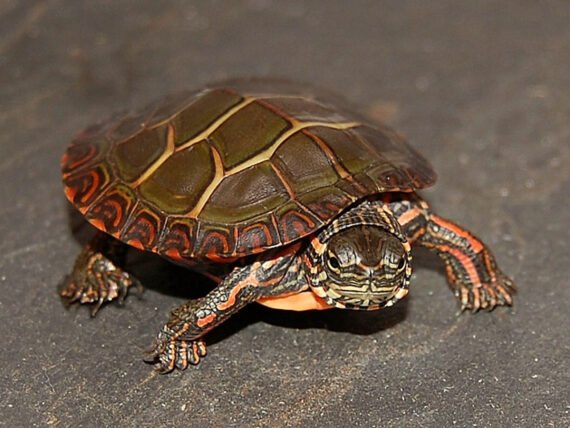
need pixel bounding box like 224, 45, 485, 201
1, 1, 568, 427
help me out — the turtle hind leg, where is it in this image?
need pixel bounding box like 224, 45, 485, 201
60, 232, 143, 316
387, 194, 516, 312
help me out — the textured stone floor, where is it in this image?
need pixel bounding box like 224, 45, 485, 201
0, 1, 568, 426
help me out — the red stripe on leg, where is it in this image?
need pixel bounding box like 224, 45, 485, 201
438, 244, 482, 288
431, 216, 484, 253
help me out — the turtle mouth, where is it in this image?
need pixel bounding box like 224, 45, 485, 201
312, 284, 409, 311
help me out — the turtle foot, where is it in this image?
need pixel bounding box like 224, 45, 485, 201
144, 327, 207, 373
455, 269, 516, 312
61, 244, 142, 316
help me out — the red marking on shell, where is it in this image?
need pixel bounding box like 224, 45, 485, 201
165, 247, 182, 260
236, 221, 278, 255
121, 208, 161, 249
90, 218, 105, 230
195, 225, 235, 262
80, 170, 101, 204
199, 230, 231, 257
86, 188, 134, 235
107, 199, 125, 228
278, 209, 318, 243
61, 143, 98, 173
63, 166, 109, 208
63, 184, 78, 201
303, 193, 351, 221
127, 239, 145, 250
158, 219, 195, 261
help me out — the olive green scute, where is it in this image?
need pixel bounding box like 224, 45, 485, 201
297, 187, 355, 221
139, 141, 215, 214
200, 162, 290, 223
210, 101, 290, 169
354, 125, 436, 187
311, 126, 375, 175
272, 132, 339, 194
62, 137, 110, 176
106, 113, 146, 143
111, 124, 169, 182
144, 90, 199, 127
171, 90, 243, 146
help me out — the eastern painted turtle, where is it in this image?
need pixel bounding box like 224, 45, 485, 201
61, 79, 515, 373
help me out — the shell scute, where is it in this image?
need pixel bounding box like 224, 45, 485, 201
158, 217, 197, 261
235, 216, 282, 256
120, 204, 163, 250
63, 164, 112, 210
209, 101, 291, 169
272, 131, 339, 195
111, 124, 170, 182
171, 89, 243, 146
62, 79, 436, 260
275, 202, 324, 244
85, 184, 136, 237
200, 162, 290, 224
195, 223, 237, 261
138, 141, 215, 214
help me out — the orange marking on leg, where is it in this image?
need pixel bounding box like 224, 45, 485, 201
172, 323, 190, 339
432, 216, 484, 253
167, 341, 176, 372
217, 279, 251, 311
196, 313, 217, 328
397, 207, 423, 226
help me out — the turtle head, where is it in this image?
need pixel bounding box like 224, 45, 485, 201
308, 219, 412, 311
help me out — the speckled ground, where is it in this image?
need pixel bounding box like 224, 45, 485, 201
0, 1, 568, 427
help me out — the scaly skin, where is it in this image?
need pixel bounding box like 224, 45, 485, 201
144, 244, 306, 373
63, 194, 515, 373
384, 193, 516, 311
60, 233, 142, 316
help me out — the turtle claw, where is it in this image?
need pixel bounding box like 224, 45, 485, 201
144, 327, 207, 373
61, 247, 141, 316
456, 270, 515, 313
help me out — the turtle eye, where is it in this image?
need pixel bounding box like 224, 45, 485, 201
328, 256, 341, 271
397, 257, 406, 271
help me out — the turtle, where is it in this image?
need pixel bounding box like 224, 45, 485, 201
60, 78, 516, 373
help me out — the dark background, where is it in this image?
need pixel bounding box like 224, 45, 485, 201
1, 1, 568, 426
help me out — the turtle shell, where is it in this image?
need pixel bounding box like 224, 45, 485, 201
62, 79, 436, 262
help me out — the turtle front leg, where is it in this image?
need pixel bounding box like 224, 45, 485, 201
144, 245, 304, 373
387, 194, 516, 311
60, 233, 142, 316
